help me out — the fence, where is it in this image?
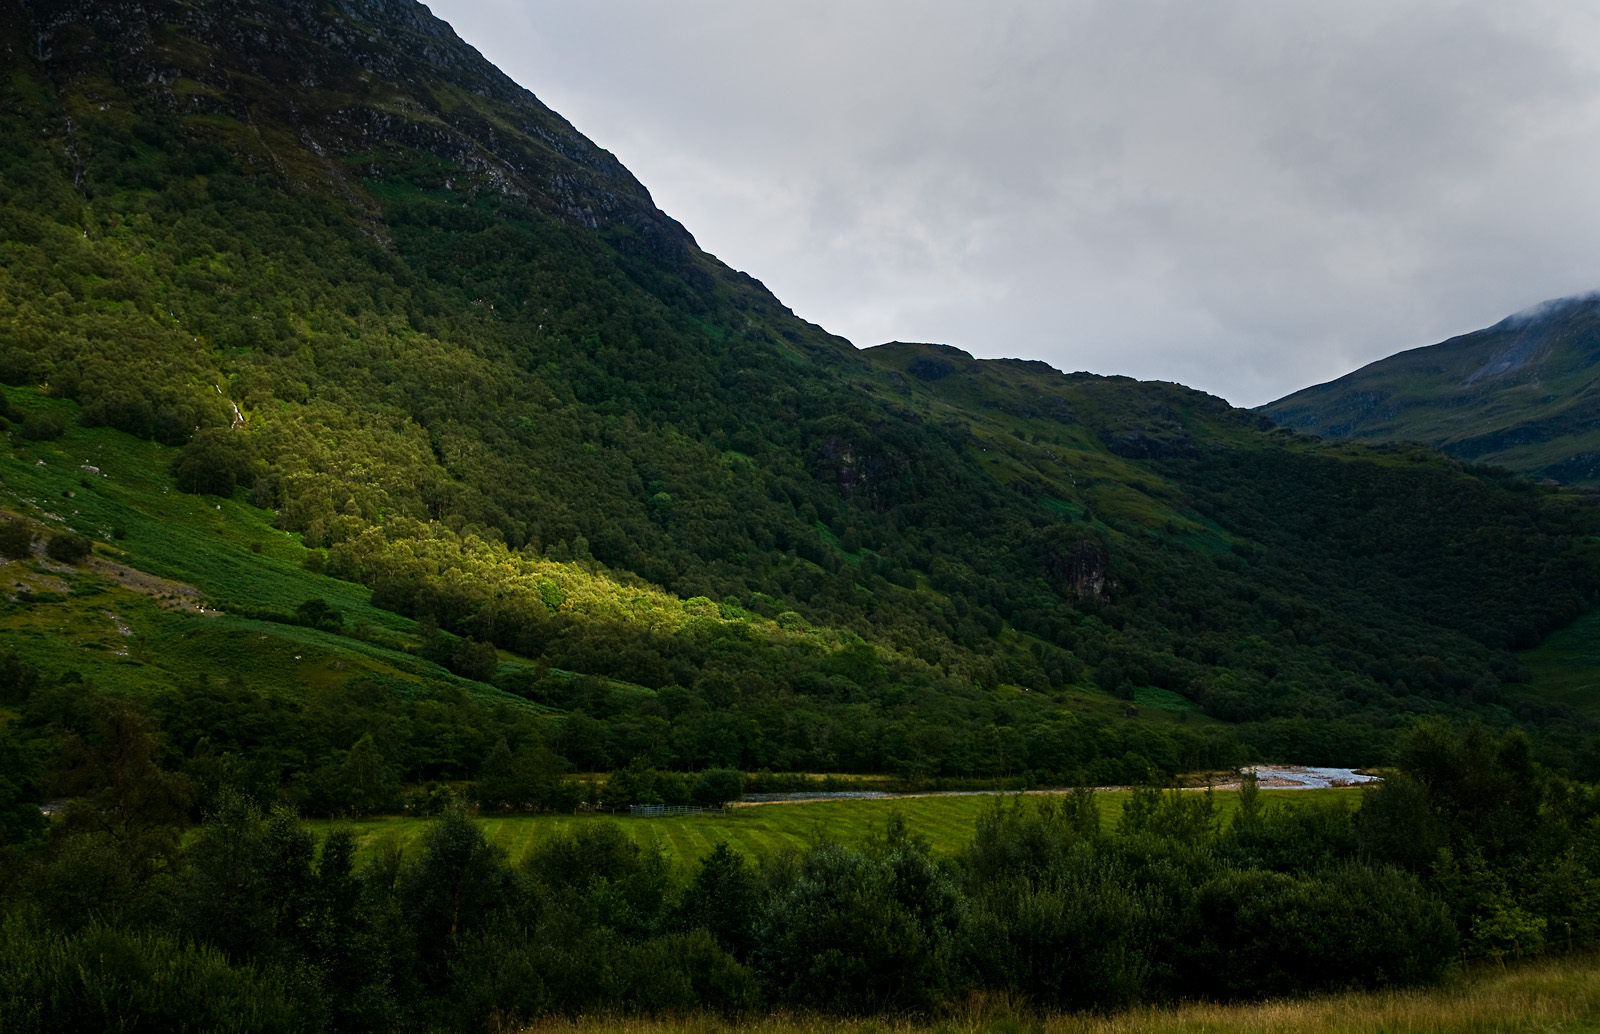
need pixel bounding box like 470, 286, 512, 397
628, 804, 713, 817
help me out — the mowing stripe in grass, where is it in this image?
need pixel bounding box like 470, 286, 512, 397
313, 786, 1363, 869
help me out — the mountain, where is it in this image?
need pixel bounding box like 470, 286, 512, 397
0, 0, 1598, 799
1263, 295, 1600, 486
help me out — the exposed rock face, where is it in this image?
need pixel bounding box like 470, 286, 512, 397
814, 437, 900, 511
1101, 423, 1197, 460
1047, 538, 1108, 601
907, 357, 956, 381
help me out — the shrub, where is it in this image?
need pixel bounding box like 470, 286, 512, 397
0, 521, 32, 560
17, 410, 65, 441
45, 532, 92, 564
294, 597, 343, 631
692, 767, 745, 807
0, 917, 312, 1033
0, 733, 45, 849
754, 841, 960, 1012
452, 638, 499, 682
171, 428, 252, 496
1177, 863, 1457, 998
961, 866, 1156, 1011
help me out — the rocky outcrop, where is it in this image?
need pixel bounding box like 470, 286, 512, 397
814, 437, 900, 511
1045, 536, 1109, 601
1101, 423, 1198, 460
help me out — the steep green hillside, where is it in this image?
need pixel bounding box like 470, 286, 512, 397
1264, 295, 1600, 486
0, 0, 1597, 800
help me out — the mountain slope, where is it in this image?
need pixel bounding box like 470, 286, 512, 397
0, 0, 1597, 792
1263, 295, 1600, 486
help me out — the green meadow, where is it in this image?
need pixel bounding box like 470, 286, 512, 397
319, 785, 1366, 866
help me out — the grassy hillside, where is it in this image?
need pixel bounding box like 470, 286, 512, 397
1264, 295, 1600, 486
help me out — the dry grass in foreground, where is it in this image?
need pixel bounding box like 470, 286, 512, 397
514, 955, 1600, 1034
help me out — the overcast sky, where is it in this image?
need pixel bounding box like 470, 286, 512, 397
425, 0, 1600, 407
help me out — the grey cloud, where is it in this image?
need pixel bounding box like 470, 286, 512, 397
427, 0, 1600, 405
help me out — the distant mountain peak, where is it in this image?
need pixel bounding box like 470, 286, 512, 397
1264, 295, 1600, 486
1495, 291, 1600, 331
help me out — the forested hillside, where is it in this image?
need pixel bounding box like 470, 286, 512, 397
0, 0, 1597, 814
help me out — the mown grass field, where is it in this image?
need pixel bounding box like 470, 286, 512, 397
514, 954, 1600, 1034
319, 785, 1366, 866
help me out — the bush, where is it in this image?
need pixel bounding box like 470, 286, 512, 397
17, 410, 65, 441
1177, 863, 1457, 998
961, 858, 1158, 1011
294, 597, 343, 632
445, 925, 756, 1026
452, 638, 499, 682
0, 521, 32, 560
0, 917, 313, 1033
692, 767, 745, 807
0, 732, 45, 850
45, 532, 92, 564
171, 428, 251, 496
754, 841, 960, 1012
627, 930, 759, 1014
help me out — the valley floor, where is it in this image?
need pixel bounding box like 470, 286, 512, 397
515, 955, 1600, 1034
